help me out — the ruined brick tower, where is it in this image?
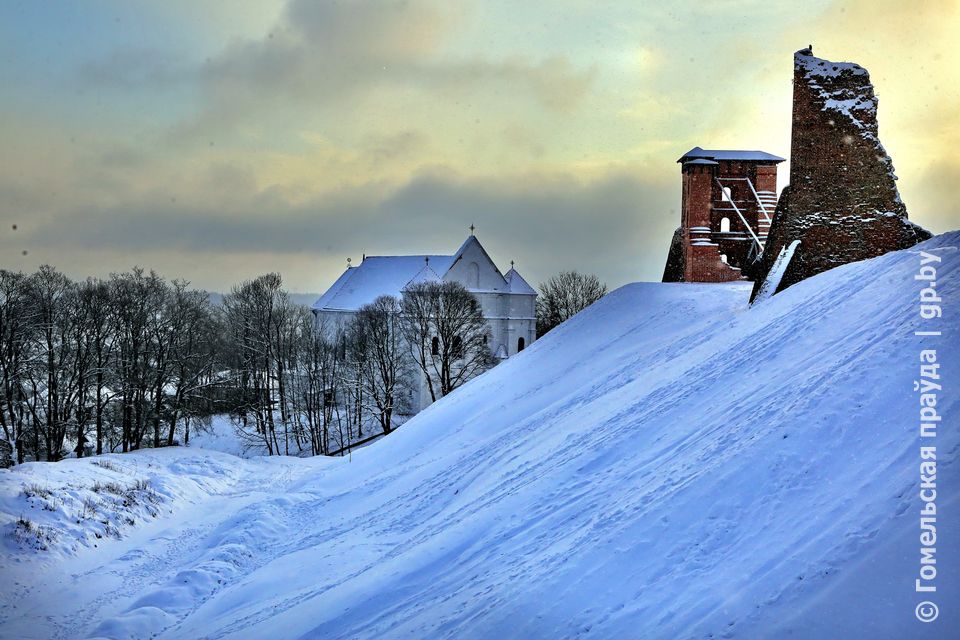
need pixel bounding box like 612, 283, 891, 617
748, 47, 930, 299
662, 148, 785, 283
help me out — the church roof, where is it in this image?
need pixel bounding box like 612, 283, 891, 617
312, 255, 454, 312
312, 235, 536, 312
447, 234, 505, 283
677, 146, 785, 164
504, 267, 537, 295
403, 260, 444, 290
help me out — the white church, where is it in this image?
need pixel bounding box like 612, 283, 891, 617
311, 233, 538, 411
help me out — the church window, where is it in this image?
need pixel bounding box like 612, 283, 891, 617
431, 336, 439, 356
517, 337, 525, 352
720, 217, 731, 233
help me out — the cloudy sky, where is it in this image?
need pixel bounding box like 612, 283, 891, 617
1, 0, 958, 293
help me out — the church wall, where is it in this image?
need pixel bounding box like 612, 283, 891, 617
443, 241, 507, 292
314, 237, 538, 415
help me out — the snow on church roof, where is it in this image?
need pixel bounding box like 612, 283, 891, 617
403, 260, 444, 289
504, 267, 536, 295
311, 235, 536, 312
312, 255, 454, 312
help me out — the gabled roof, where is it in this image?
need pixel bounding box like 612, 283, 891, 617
448, 235, 507, 284
677, 146, 785, 164
504, 267, 537, 295
312, 235, 537, 312
311, 267, 355, 311
403, 260, 443, 290
312, 255, 454, 312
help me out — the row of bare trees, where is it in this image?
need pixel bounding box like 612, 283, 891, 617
0, 267, 496, 464
0, 267, 219, 464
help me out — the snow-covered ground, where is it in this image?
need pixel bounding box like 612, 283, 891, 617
0, 449, 325, 637
186, 413, 408, 459
1, 233, 957, 639
186, 416, 268, 458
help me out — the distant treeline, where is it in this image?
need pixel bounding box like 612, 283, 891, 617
0, 267, 501, 464
0, 266, 606, 466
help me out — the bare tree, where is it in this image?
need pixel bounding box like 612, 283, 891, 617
111, 268, 166, 451
78, 278, 115, 455
401, 281, 493, 401
0, 270, 36, 463
399, 281, 439, 403
164, 284, 217, 446
343, 306, 376, 441
147, 278, 178, 449
350, 296, 409, 435
28, 266, 80, 461
298, 312, 345, 455
222, 273, 298, 455
536, 271, 607, 336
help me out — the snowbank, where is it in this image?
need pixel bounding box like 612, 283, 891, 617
0, 449, 255, 557
1, 232, 957, 639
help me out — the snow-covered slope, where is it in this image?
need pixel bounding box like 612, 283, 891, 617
2, 233, 957, 639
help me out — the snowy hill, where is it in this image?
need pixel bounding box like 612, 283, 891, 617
1, 233, 957, 639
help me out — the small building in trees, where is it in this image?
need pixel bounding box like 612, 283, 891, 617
312, 233, 537, 411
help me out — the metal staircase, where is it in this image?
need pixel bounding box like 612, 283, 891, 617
754, 189, 778, 241
713, 177, 779, 253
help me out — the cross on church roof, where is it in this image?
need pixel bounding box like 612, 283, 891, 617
470, 224, 475, 236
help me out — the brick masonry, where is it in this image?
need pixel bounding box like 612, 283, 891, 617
748, 47, 931, 299
663, 152, 784, 283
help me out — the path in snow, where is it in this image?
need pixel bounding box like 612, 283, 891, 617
0, 451, 325, 639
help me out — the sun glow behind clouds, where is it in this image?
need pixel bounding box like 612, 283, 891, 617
0, 0, 957, 293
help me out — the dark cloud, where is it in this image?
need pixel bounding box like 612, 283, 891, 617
25, 168, 677, 288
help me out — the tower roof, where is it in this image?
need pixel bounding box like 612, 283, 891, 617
503, 267, 537, 295
677, 146, 785, 164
